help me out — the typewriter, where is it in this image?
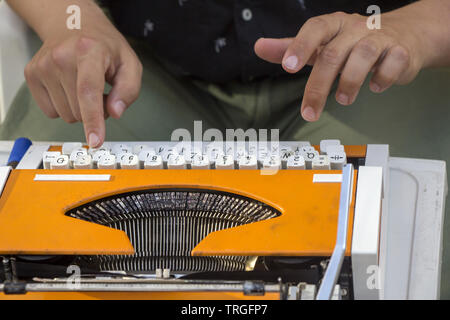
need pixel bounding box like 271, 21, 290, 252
0, 139, 447, 300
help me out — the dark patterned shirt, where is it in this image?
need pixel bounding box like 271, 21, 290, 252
104, 0, 412, 83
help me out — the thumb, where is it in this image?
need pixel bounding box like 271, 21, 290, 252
254, 37, 294, 64
106, 57, 143, 119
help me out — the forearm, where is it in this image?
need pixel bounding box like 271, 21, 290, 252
385, 0, 450, 68
5, 0, 111, 41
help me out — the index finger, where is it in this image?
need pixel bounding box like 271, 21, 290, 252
76, 41, 107, 148
282, 12, 344, 73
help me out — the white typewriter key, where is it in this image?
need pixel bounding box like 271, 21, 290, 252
88, 145, 109, 156
215, 155, 234, 170
161, 147, 178, 161
235, 147, 248, 165
302, 150, 319, 169
292, 142, 311, 154
43, 151, 61, 169
322, 144, 345, 155
238, 155, 258, 170
174, 142, 191, 156
280, 146, 294, 168
266, 143, 279, 155
247, 144, 258, 156
156, 145, 168, 155
62, 142, 82, 155
328, 152, 347, 170
258, 143, 268, 153
92, 150, 110, 166
111, 144, 131, 155
74, 155, 93, 169
287, 155, 306, 170
299, 146, 316, 154
206, 145, 224, 156
224, 144, 235, 156
207, 148, 224, 167
312, 155, 331, 170
138, 149, 156, 167
50, 155, 70, 169
120, 153, 139, 169
162, 150, 178, 168
263, 155, 281, 171
320, 139, 341, 154
235, 146, 247, 156
191, 154, 210, 169
167, 155, 187, 169
144, 155, 163, 169
292, 141, 311, 151
115, 152, 128, 167
97, 155, 117, 169
204, 142, 223, 155
69, 148, 88, 167
132, 144, 151, 154
280, 145, 293, 154
185, 147, 202, 167
257, 146, 269, 164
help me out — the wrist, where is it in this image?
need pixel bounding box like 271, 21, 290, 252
7, 0, 110, 42
40, 1, 110, 42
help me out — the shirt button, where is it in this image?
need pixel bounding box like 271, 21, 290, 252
242, 8, 253, 21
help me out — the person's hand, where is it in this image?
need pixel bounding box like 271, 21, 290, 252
254, 10, 428, 122
24, 14, 142, 147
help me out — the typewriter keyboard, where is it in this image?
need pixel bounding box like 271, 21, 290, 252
42, 140, 352, 170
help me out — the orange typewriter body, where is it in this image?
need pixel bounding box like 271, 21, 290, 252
0, 144, 362, 300
0, 169, 356, 257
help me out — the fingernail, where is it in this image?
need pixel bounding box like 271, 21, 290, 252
337, 93, 349, 105
112, 100, 126, 118
371, 83, 382, 93
88, 132, 100, 148
283, 55, 298, 70
302, 106, 316, 121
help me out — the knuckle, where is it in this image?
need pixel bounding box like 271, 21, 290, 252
288, 36, 316, 56
77, 81, 98, 100
305, 85, 326, 103
319, 46, 342, 66
331, 11, 347, 19
292, 39, 311, 56
75, 36, 98, 55
120, 83, 140, 103
349, 18, 367, 30
377, 72, 396, 85
391, 45, 410, 65
339, 76, 360, 93
350, 13, 364, 21
51, 45, 71, 68
354, 39, 379, 59
83, 114, 104, 128
307, 16, 328, 29
36, 56, 50, 74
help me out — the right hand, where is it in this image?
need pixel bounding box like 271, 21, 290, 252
24, 20, 143, 147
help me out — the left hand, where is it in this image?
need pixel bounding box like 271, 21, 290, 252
254, 11, 426, 122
